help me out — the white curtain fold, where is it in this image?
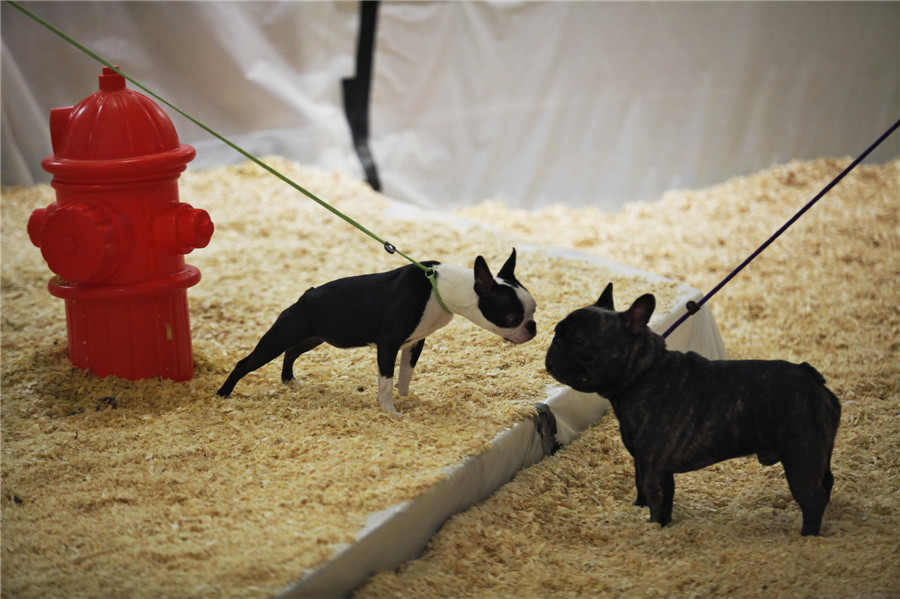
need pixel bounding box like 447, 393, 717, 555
3, 1, 897, 210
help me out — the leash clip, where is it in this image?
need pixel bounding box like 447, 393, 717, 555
383, 241, 396, 254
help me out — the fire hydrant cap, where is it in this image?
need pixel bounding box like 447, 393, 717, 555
50, 67, 184, 161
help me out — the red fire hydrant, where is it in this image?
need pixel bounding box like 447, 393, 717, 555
28, 66, 213, 382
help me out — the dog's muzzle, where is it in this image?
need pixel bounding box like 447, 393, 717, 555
505, 319, 537, 344
546, 341, 592, 390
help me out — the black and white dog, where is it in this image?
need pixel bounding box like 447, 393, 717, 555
546, 283, 840, 535
217, 250, 536, 415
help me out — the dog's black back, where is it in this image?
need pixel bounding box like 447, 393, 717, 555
293, 261, 438, 348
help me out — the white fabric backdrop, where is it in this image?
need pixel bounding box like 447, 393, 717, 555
3, 1, 898, 211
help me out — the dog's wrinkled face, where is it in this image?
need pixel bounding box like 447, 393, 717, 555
546, 283, 656, 394
546, 307, 625, 393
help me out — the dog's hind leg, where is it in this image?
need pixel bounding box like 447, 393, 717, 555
782, 455, 830, 536
781, 392, 839, 535
282, 338, 324, 383
217, 303, 310, 398
822, 434, 836, 501
823, 467, 834, 501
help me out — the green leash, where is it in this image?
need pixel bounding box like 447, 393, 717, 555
8, 0, 451, 314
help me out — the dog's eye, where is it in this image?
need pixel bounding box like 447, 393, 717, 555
570, 336, 588, 348
506, 314, 522, 327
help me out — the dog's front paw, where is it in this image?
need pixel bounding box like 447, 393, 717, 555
379, 402, 402, 419
649, 514, 672, 528
377, 382, 403, 417
648, 507, 672, 527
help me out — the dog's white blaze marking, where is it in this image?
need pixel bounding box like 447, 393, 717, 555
517, 285, 537, 320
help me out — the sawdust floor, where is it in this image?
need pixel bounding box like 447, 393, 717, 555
2, 158, 897, 598
355, 157, 900, 598
2, 159, 679, 598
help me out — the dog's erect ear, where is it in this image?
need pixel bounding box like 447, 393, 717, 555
623, 293, 655, 334
473, 255, 494, 296
497, 248, 517, 281
594, 282, 614, 310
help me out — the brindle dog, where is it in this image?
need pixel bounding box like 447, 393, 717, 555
545, 283, 840, 535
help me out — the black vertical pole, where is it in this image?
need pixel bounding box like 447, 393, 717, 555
343, 0, 382, 191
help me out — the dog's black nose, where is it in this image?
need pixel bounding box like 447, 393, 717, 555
526, 320, 536, 337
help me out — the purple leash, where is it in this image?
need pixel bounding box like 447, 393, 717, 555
662, 117, 900, 339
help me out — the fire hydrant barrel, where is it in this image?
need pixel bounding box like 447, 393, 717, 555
28, 67, 213, 382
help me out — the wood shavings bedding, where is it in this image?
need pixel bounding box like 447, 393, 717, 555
357, 157, 900, 598
2, 158, 678, 599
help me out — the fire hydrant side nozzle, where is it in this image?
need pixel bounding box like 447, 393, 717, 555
29, 66, 214, 382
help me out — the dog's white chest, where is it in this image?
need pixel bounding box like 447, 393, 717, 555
402, 295, 453, 348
